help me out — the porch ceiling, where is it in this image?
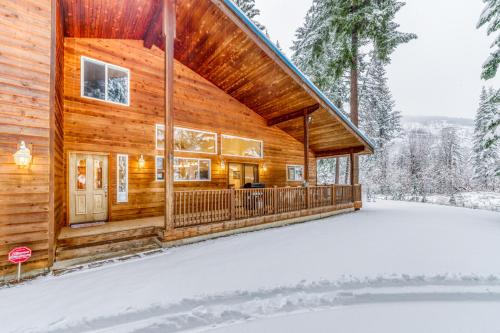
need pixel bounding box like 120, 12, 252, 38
61, 0, 374, 156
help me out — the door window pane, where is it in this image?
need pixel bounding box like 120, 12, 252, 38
174, 158, 211, 181
174, 127, 217, 154
94, 160, 103, 189
107, 67, 129, 104
77, 159, 87, 190
83, 59, 105, 100
244, 164, 258, 184
156, 156, 165, 181
221, 135, 263, 158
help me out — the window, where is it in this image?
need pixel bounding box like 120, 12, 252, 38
81, 56, 129, 106
174, 158, 211, 181
117, 154, 128, 203
156, 124, 165, 150
174, 127, 217, 154
155, 156, 165, 181
76, 159, 87, 190
221, 135, 263, 158
287, 165, 304, 181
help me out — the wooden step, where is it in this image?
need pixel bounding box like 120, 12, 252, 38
54, 236, 162, 269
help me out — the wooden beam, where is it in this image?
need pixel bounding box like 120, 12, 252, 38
315, 146, 366, 158
144, 1, 164, 49
164, 0, 176, 234
48, 0, 57, 267
349, 153, 355, 186
303, 110, 310, 186
267, 104, 319, 126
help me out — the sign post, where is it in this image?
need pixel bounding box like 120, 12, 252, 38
8, 247, 32, 282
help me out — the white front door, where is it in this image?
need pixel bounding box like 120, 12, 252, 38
69, 153, 109, 224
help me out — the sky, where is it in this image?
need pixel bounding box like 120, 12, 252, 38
254, 0, 499, 119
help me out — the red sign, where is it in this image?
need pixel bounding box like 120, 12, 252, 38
8, 247, 32, 264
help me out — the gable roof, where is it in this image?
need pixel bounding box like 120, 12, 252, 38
61, 0, 375, 155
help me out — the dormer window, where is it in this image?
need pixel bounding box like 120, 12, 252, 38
81, 56, 130, 106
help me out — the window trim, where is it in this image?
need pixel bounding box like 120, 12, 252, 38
174, 157, 212, 182
286, 164, 304, 182
116, 154, 129, 203
174, 126, 218, 155
155, 155, 165, 182
80, 56, 130, 106
156, 124, 165, 151
221, 134, 264, 159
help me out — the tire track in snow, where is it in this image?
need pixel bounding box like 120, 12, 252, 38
44, 275, 500, 333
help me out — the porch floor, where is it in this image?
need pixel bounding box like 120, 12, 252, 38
58, 216, 165, 240
55, 216, 165, 269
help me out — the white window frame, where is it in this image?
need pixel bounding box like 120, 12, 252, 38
81, 56, 130, 106
156, 124, 165, 151
116, 154, 128, 203
174, 126, 218, 155
155, 155, 165, 182
221, 134, 264, 159
287, 165, 304, 182
174, 157, 212, 182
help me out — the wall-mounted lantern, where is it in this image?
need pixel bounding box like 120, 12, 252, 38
220, 158, 225, 170
138, 154, 146, 169
262, 162, 268, 172
13, 141, 32, 168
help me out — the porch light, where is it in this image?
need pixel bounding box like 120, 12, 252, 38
13, 141, 32, 168
220, 159, 225, 170
138, 154, 146, 169
262, 162, 268, 172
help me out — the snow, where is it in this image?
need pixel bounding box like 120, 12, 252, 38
1, 201, 500, 332
207, 302, 500, 333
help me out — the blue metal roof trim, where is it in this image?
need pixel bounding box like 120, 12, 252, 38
222, 0, 376, 151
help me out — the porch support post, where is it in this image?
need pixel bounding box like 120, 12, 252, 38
164, 0, 176, 235
303, 111, 310, 186
349, 152, 355, 204
303, 111, 310, 209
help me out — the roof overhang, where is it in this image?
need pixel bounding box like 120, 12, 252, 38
61, 0, 375, 156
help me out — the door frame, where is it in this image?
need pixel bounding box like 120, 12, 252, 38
66, 151, 111, 226
227, 162, 259, 188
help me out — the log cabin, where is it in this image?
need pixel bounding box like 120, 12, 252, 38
0, 0, 374, 281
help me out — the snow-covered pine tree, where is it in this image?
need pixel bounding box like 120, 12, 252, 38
477, 0, 500, 80
301, 0, 416, 184
233, 0, 266, 31
291, 1, 350, 109
359, 57, 402, 196
473, 87, 499, 188
432, 127, 465, 195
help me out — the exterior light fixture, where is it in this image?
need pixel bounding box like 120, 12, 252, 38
220, 158, 225, 170
138, 154, 146, 169
13, 141, 32, 168
262, 162, 268, 172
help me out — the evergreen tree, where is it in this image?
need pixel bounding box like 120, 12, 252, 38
359, 57, 401, 196
296, 0, 416, 184
433, 127, 465, 195
233, 0, 266, 31
477, 0, 500, 80
473, 87, 499, 188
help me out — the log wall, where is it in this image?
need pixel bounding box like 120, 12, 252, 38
0, 0, 53, 277
63, 39, 316, 223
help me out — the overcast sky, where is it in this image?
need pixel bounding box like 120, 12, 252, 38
254, 0, 499, 119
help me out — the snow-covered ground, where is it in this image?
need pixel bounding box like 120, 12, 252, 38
1, 201, 500, 332
375, 191, 500, 212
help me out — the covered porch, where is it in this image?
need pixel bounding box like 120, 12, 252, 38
52, 0, 373, 266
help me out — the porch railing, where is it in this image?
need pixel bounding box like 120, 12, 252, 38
174, 184, 361, 228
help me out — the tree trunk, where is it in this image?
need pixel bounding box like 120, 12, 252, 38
350, 28, 359, 184
335, 157, 340, 184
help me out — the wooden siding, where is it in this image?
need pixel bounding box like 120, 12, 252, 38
54, 0, 66, 248
0, 0, 52, 276
63, 38, 315, 223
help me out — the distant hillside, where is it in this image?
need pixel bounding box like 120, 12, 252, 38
402, 116, 474, 127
